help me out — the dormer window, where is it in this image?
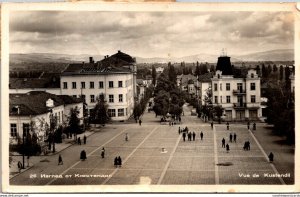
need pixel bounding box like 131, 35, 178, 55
218, 74, 220, 79
251, 73, 254, 78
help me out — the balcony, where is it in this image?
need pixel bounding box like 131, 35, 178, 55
233, 103, 246, 109
233, 89, 246, 95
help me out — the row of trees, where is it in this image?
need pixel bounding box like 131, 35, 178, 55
133, 85, 154, 120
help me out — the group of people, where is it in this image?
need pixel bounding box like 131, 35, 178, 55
179, 126, 204, 142
247, 122, 256, 130
77, 135, 87, 145
229, 133, 237, 143
114, 156, 122, 167
221, 138, 230, 152
243, 141, 251, 151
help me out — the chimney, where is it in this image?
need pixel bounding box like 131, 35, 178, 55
118, 50, 121, 53
89, 57, 94, 64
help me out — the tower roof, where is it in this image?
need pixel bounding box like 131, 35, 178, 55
216, 56, 233, 75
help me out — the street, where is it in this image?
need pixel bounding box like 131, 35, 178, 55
9, 104, 294, 185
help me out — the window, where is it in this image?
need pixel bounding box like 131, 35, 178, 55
119, 94, 123, 102
109, 95, 114, 103
63, 82, 68, 89
109, 81, 114, 88
90, 81, 94, 89
215, 96, 218, 103
226, 96, 231, 103
226, 83, 230, 91
118, 109, 124, 116
81, 94, 86, 102
99, 81, 104, 89
108, 109, 116, 117
220, 83, 222, 91
118, 81, 123, 87
23, 123, 30, 137
251, 95, 256, 103
214, 83, 217, 91
10, 124, 17, 137
220, 96, 222, 103
251, 73, 254, 78
250, 83, 256, 90
72, 82, 77, 89
237, 83, 243, 92
90, 95, 95, 103
81, 82, 85, 89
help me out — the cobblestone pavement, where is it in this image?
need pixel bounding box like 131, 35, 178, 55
9, 104, 294, 185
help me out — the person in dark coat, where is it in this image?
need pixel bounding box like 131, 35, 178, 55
18, 161, 22, 172
188, 132, 192, 141
268, 152, 274, 163
58, 154, 63, 165
101, 147, 105, 158
226, 144, 230, 152
211, 122, 214, 129
247, 141, 251, 150
118, 156, 122, 167
78, 137, 81, 145
247, 121, 250, 130
226, 122, 230, 130
233, 133, 237, 143
243, 142, 247, 150
125, 133, 129, 141
182, 132, 186, 142
80, 150, 87, 161
192, 132, 196, 141
178, 127, 181, 134
253, 123, 256, 130
200, 132, 203, 140
139, 119, 142, 126
229, 133, 233, 142
222, 138, 225, 148
83, 135, 87, 144
114, 157, 118, 167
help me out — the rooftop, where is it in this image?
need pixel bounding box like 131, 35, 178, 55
9, 76, 60, 89
10, 91, 82, 116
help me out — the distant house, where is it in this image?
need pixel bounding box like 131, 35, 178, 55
9, 75, 61, 94
156, 67, 164, 74
198, 72, 213, 105
9, 91, 83, 145
176, 74, 197, 93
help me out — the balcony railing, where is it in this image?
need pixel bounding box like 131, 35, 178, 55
233, 89, 246, 94
246, 103, 260, 109
233, 103, 246, 108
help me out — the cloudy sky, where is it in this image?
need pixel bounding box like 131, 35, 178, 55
10, 11, 294, 58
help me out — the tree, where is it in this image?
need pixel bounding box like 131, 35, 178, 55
133, 103, 142, 120
153, 90, 170, 117
213, 105, 224, 124
151, 65, 156, 86
168, 63, 177, 83
210, 65, 215, 73
92, 94, 109, 125
68, 106, 81, 140
279, 65, 284, 80
195, 63, 200, 76
255, 65, 261, 77
273, 64, 278, 72
267, 64, 272, 76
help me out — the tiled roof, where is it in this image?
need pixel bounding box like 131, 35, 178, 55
10, 91, 82, 116
9, 77, 60, 89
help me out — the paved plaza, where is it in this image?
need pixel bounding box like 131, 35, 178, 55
9, 104, 294, 185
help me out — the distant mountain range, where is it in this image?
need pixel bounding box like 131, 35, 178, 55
10, 49, 294, 64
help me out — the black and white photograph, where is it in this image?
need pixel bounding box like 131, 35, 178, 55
1, 2, 298, 192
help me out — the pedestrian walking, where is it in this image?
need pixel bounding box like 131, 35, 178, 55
247, 121, 250, 130
226, 144, 230, 153
188, 132, 192, 141
118, 156, 122, 167
253, 123, 256, 131
222, 138, 225, 148
247, 141, 251, 150
101, 147, 105, 158
183, 132, 186, 142
114, 157, 118, 167
125, 133, 129, 141
178, 127, 181, 134
211, 122, 214, 129
233, 133, 237, 143
229, 133, 233, 142
179, 116, 181, 122
243, 142, 247, 151
78, 137, 81, 145
83, 135, 87, 145
139, 119, 142, 126
200, 132, 203, 140
227, 122, 230, 130
17, 161, 22, 172
80, 150, 87, 161
268, 152, 274, 163
192, 132, 196, 141
58, 154, 63, 165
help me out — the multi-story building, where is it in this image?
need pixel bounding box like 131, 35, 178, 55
9, 91, 83, 145
60, 51, 136, 121
212, 56, 262, 121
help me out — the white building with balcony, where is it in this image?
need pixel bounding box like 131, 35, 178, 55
212, 56, 262, 121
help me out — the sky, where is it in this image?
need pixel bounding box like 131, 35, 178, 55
10, 11, 294, 58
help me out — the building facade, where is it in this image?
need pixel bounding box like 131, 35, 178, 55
212, 56, 262, 121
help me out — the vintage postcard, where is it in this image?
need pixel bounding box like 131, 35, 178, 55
1, 2, 299, 193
